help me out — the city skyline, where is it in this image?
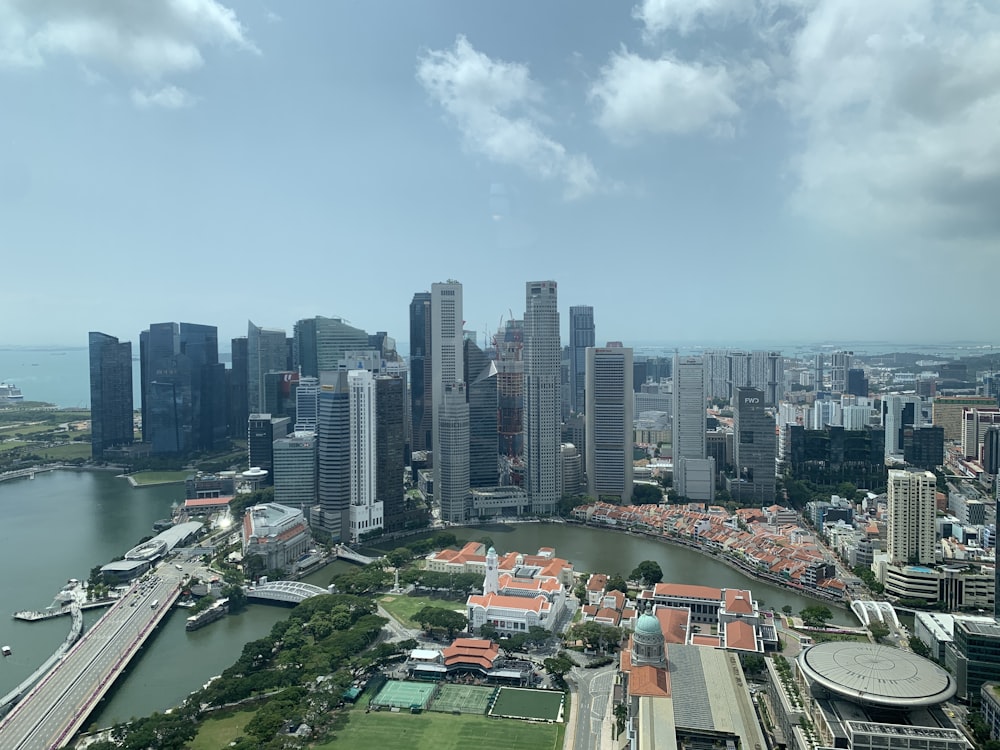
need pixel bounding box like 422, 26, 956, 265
3, 2, 999, 347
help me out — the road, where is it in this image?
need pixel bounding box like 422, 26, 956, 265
0, 562, 195, 750
567, 665, 616, 750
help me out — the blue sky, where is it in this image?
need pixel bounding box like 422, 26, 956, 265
1, 1, 998, 349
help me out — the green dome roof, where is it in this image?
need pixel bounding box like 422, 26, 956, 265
487, 546, 497, 556
635, 613, 662, 636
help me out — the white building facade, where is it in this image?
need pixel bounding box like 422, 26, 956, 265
348, 370, 382, 540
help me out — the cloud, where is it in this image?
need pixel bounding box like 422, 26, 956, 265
590, 50, 741, 141
131, 84, 196, 109
634, 0, 758, 37
417, 35, 600, 200
780, 0, 1000, 237
0, 0, 256, 78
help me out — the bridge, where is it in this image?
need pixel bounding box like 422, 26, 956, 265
850, 599, 901, 629
0, 466, 59, 484
246, 580, 329, 605
0, 564, 192, 749
0, 606, 82, 717
335, 545, 378, 565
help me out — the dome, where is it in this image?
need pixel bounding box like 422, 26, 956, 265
487, 546, 497, 556
635, 613, 662, 636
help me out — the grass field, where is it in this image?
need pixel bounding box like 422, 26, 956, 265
314, 708, 562, 750
490, 688, 564, 721
379, 594, 466, 628
127, 470, 190, 486
430, 684, 495, 714
189, 709, 257, 749
0, 440, 29, 453
39, 443, 92, 460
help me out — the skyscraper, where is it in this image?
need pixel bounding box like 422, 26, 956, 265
293, 316, 370, 378
88, 332, 134, 459
585, 344, 633, 503
376, 374, 406, 532
318, 372, 351, 542
248, 320, 288, 414
524, 280, 561, 514
409, 292, 432, 454
830, 351, 854, 394
886, 468, 937, 565
569, 306, 595, 415
731, 387, 777, 504
272, 431, 317, 513
464, 337, 498, 488
248, 414, 290, 484
672, 354, 713, 501
432, 280, 464, 506
229, 337, 249, 438
295, 376, 320, 432
348, 370, 381, 540
438, 382, 470, 522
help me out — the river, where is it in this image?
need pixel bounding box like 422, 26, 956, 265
0, 471, 853, 729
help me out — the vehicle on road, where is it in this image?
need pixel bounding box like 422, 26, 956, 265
150, 600, 158, 609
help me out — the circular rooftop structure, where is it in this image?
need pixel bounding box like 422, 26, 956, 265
635, 613, 662, 636
798, 642, 955, 708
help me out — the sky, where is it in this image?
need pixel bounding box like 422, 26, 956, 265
1, 0, 999, 350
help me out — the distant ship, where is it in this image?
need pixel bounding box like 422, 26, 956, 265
0, 383, 24, 402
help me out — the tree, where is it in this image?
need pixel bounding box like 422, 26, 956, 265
631, 484, 663, 504
868, 621, 890, 643
606, 574, 628, 594
479, 623, 499, 641
781, 605, 793, 615
570, 621, 622, 653
414, 606, 467, 638
908, 636, 932, 659
630, 560, 663, 587
799, 605, 833, 627
386, 547, 412, 568
543, 654, 575, 684
741, 653, 766, 675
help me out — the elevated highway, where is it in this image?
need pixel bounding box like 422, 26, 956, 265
0, 606, 83, 717
0, 563, 195, 749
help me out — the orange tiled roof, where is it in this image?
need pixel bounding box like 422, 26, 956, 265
725, 620, 758, 652
724, 589, 753, 614
654, 606, 689, 645
467, 593, 550, 613
629, 665, 672, 697
691, 634, 722, 647
442, 638, 499, 668
653, 583, 722, 600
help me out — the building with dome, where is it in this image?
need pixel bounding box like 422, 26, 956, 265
618, 612, 767, 750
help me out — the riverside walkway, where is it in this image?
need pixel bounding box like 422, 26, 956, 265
0, 563, 194, 749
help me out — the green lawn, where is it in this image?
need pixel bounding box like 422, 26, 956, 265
39, 443, 92, 460
0, 440, 28, 453
128, 470, 190, 486
189, 709, 257, 749
315, 708, 562, 750
379, 594, 466, 627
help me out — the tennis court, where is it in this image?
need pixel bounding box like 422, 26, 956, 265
371, 680, 437, 710
488, 687, 564, 722
429, 684, 496, 715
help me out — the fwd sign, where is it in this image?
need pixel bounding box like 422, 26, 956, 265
744, 397, 760, 404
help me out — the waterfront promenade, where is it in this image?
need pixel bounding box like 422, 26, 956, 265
0, 563, 194, 749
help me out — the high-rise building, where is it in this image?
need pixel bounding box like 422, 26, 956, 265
933, 395, 999, 441
409, 292, 432, 454
180, 322, 227, 453
229, 337, 249, 438
248, 320, 288, 414
984, 427, 1000, 476
730, 387, 777, 504
846, 368, 868, 397
497, 319, 524, 460
672, 355, 713, 500
348, 370, 381, 540
830, 351, 854, 393
813, 353, 824, 392
294, 376, 320, 432
884, 395, 919, 458
88, 332, 134, 459
293, 316, 370, 378
272, 431, 317, 513
247, 414, 290, 485
432, 280, 464, 501
375, 374, 406, 532
886, 468, 936, 565
438, 382, 470, 523
726, 351, 783, 405
524, 280, 561, 514
962, 408, 1000, 460
903, 426, 944, 471
464, 337, 498, 488
568, 305, 595, 415
140, 322, 178, 446
585, 344, 633, 503
318, 373, 351, 542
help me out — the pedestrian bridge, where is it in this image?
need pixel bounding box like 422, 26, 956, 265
246, 581, 329, 605
850, 599, 901, 629
335, 545, 378, 565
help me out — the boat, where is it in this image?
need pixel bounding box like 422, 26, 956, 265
185, 598, 229, 631
152, 519, 174, 532
0, 383, 23, 402
2, 645, 12, 657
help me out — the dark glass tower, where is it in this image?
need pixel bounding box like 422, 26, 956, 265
409, 292, 432, 453
88, 332, 134, 459
568, 305, 595, 415
376, 375, 406, 531
229, 337, 249, 438
464, 338, 498, 487
318, 373, 351, 542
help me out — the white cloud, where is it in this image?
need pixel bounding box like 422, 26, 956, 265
590, 50, 741, 141
131, 84, 196, 110
634, 0, 757, 37
781, 0, 1000, 236
0, 0, 256, 78
417, 35, 600, 200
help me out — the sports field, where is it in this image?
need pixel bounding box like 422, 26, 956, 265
371, 679, 437, 709
489, 687, 564, 722
430, 684, 496, 714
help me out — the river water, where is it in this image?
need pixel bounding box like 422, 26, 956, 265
0, 471, 852, 729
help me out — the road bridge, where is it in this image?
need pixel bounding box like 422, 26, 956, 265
0, 563, 193, 749
246, 581, 328, 605
0, 606, 82, 717
335, 545, 378, 565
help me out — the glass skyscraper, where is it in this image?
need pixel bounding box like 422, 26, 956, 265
88, 332, 134, 459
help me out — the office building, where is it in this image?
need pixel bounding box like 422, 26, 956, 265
293, 316, 369, 378
317, 372, 351, 542
524, 280, 561, 514
247, 414, 290, 485
568, 305, 595, 415
830, 350, 853, 393
464, 337, 498, 488
375, 374, 406, 532
984, 427, 1000, 476
294, 376, 319, 432
846, 368, 868, 397
272, 431, 317, 513
962, 408, 1000, 460
432, 280, 464, 505
887, 468, 937, 566
88, 332, 134, 459
729, 387, 777, 504
438, 382, 470, 523
786, 425, 887, 490
933, 395, 998, 441
248, 320, 288, 414
496, 318, 524, 461
841, 404, 870, 430
409, 292, 432, 454
672, 355, 713, 501
703, 350, 731, 401
585, 344, 633, 503
561, 443, 583, 496
229, 336, 249, 438
884, 395, 919, 458
948, 620, 1000, 704
904, 426, 945, 471
726, 350, 783, 405
348, 370, 381, 540
182, 323, 227, 453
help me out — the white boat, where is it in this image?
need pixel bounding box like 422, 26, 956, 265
0, 383, 23, 402
2, 645, 12, 657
